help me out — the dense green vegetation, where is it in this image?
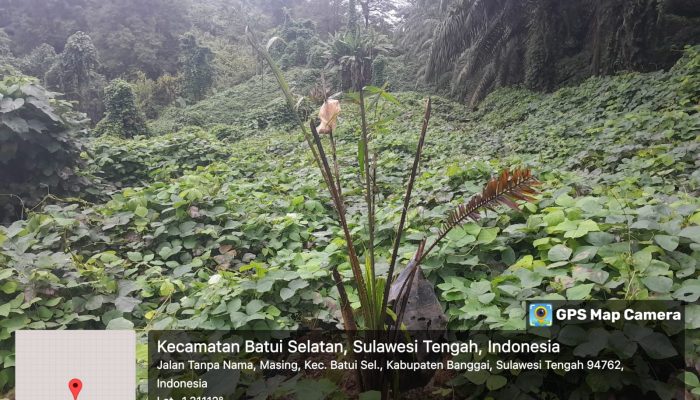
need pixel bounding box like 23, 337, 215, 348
44, 31, 106, 122
1, 43, 698, 397
1, 0, 699, 398
95, 79, 150, 138
0, 76, 89, 223
405, 0, 700, 106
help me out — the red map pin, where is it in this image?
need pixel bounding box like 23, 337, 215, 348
68, 378, 82, 400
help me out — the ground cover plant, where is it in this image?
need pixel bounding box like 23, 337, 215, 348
0, 43, 697, 398
0, 76, 89, 223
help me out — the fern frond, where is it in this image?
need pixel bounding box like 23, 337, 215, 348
420, 168, 540, 262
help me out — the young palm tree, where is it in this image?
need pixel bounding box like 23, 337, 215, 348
321, 28, 392, 90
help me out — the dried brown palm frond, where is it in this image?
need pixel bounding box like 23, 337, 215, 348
419, 168, 540, 263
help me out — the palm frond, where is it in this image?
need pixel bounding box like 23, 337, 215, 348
426, 0, 510, 79
423, 0, 530, 103
420, 168, 540, 262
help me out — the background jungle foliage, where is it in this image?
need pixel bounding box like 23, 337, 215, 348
2, 0, 698, 112
0, 46, 698, 398
0, 0, 699, 399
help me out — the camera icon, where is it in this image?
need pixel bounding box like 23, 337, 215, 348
529, 303, 553, 327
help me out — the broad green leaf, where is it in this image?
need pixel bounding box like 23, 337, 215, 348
632, 247, 656, 272
153, 316, 173, 330
0, 303, 11, 317
462, 223, 481, 236
0, 316, 30, 335
228, 298, 242, 313
85, 295, 104, 311
256, 279, 274, 293
533, 237, 551, 248
576, 197, 602, 214
470, 280, 491, 295
566, 283, 595, 299
585, 372, 611, 392
477, 292, 495, 304
446, 227, 466, 241
573, 328, 608, 357
486, 374, 507, 390
673, 280, 700, 302
477, 227, 499, 244
464, 370, 488, 385
679, 226, 700, 243
99, 252, 120, 263
555, 194, 575, 207
687, 305, 700, 330
641, 276, 673, 293
515, 269, 542, 288
289, 279, 309, 290
294, 378, 337, 400
689, 212, 700, 225
246, 299, 265, 315
512, 255, 534, 269
127, 252, 143, 262
654, 235, 679, 251
598, 241, 631, 257
106, 317, 134, 330
0, 281, 18, 294
44, 298, 61, 307
608, 331, 637, 358
159, 280, 175, 296
552, 219, 577, 233
681, 372, 699, 387
586, 231, 615, 246
548, 244, 572, 262
543, 209, 565, 226
637, 332, 677, 359
557, 325, 587, 346
564, 219, 600, 238
280, 287, 295, 301
134, 206, 148, 218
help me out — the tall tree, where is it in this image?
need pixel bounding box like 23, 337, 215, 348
358, 0, 397, 30
0, 28, 15, 69
45, 31, 105, 121
85, 0, 189, 78
179, 33, 214, 102
0, 0, 89, 55
305, 0, 343, 36
0, 0, 188, 78
18, 43, 58, 83
97, 79, 149, 138
323, 27, 391, 90
403, 0, 700, 107
347, 0, 358, 31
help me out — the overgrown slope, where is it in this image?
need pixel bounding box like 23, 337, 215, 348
149, 67, 322, 135
1, 47, 699, 398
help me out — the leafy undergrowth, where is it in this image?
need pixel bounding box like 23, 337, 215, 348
1, 47, 699, 397
149, 67, 321, 135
